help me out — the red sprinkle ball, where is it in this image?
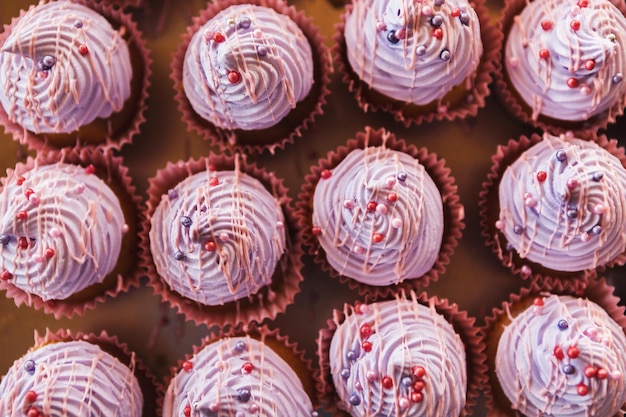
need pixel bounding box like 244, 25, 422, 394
241, 361, 254, 374
17, 211, 28, 220
539, 49, 550, 59
432, 28, 443, 39
372, 233, 384, 243
311, 226, 322, 236
567, 346, 580, 359
360, 323, 373, 338
17, 176, 25, 185
570, 19, 581, 31
386, 193, 398, 202
577, 0, 589, 6
227, 70, 242, 84
584, 59, 595, 70
584, 366, 597, 378
18, 237, 29, 249
554, 345, 565, 360
567, 78, 579, 88
597, 368, 608, 379
533, 297, 544, 306
362, 341, 373, 352
209, 177, 219, 186
381, 376, 393, 389
25, 391, 38, 402
213, 32, 225, 43
85, 164, 96, 175
182, 361, 193, 372
451, 7, 461, 16
412, 365, 426, 379
413, 379, 425, 391
411, 392, 424, 403
24, 188, 34, 199
204, 240, 217, 251
78, 44, 89, 55
367, 201, 377, 212
577, 383, 589, 396
541, 20, 553, 31
0, 271, 13, 280
320, 169, 332, 179
27, 407, 41, 417
45, 248, 55, 258
536, 171, 547, 182
183, 405, 191, 417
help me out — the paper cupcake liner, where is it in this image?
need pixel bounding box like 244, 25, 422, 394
493, 0, 626, 135
478, 132, 626, 292
482, 277, 626, 417
31, 328, 158, 417
0, 147, 145, 318
0, 0, 152, 152
316, 288, 487, 417
141, 154, 304, 328
157, 322, 318, 416
170, 0, 332, 155
296, 126, 465, 298
333, 0, 500, 127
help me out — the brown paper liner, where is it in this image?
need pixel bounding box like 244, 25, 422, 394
296, 126, 465, 298
0, 148, 144, 318
478, 132, 626, 292
316, 288, 487, 417
157, 322, 319, 416
29, 328, 158, 417
141, 154, 304, 328
0, 0, 152, 152
493, 0, 626, 135
170, 0, 332, 155
333, 0, 500, 127
482, 278, 626, 417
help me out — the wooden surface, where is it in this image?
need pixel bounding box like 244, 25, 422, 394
1, 0, 625, 415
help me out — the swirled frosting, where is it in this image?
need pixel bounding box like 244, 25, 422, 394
496, 294, 626, 417
0, 340, 143, 417
312, 146, 444, 286
496, 134, 626, 272
329, 297, 467, 417
162, 337, 315, 417
149, 168, 286, 306
0, 162, 126, 301
344, 0, 482, 105
182, 4, 314, 131
505, 0, 626, 122
0, 1, 132, 134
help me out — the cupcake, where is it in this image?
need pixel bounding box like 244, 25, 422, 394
144, 154, 303, 327
317, 289, 485, 417
0, 0, 151, 150
161, 324, 318, 416
334, 0, 499, 126
480, 132, 626, 288
495, 0, 626, 133
0, 148, 142, 318
0, 328, 156, 417
172, 0, 331, 154
297, 126, 464, 295
484, 280, 626, 417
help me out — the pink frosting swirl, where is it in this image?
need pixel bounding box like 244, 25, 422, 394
162, 337, 315, 417
0, 1, 132, 134
0, 340, 143, 417
0, 162, 126, 301
312, 146, 443, 286
496, 294, 626, 417
183, 4, 314, 131
149, 168, 286, 306
344, 0, 483, 105
329, 297, 467, 417
497, 133, 626, 272
505, 0, 626, 122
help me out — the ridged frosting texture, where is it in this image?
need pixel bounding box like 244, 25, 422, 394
0, 1, 132, 134
162, 337, 315, 417
0, 162, 126, 301
0, 340, 143, 417
182, 4, 314, 131
312, 146, 443, 286
149, 169, 286, 306
329, 297, 467, 417
496, 294, 626, 417
344, 0, 482, 105
505, 0, 626, 122
496, 134, 626, 272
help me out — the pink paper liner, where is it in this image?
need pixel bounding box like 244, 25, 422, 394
478, 132, 626, 292
170, 0, 332, 155
0, 0, 152, 152
333, 0, 501, 127
316, 288, 487, 417
295, 126, 465, 298
140, 154, 304, 328
493, 0, 626, 135
0, 147, 145, 319
482, 277, 626, 417
30, 328, 158, 417
157, 322, 319, 416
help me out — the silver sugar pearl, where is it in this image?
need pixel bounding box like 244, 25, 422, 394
440, 49, 451, 61
416, 45, 427, 56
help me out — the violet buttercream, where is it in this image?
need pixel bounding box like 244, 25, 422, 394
505, 0, 626, 122
0, 340, 143, 417
0, 162, 126, 301
182, 4, 314, 131
312, 146, 443, 286
496, 133, 626, 272
149, 168, 286, 306
329, 297, 467, 417
344, 0, 482, 105
0, 1, 132, 134
162, 337, 315, 417
496, 294, 626, 417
